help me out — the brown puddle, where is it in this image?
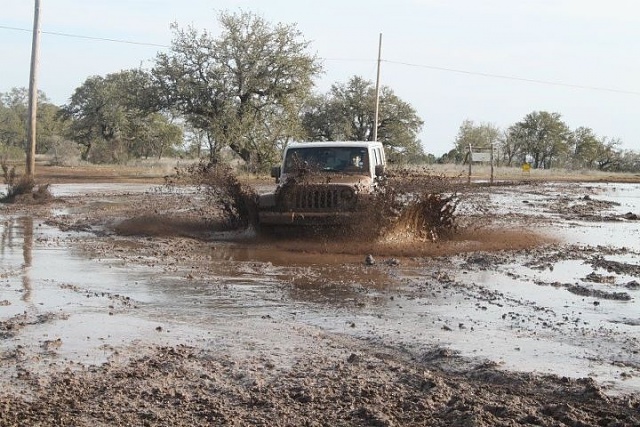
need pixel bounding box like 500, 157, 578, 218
3, 181, 638, 400
113, 212, 553, 261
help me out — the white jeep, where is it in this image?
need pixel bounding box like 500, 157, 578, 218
257, 141, 386, 226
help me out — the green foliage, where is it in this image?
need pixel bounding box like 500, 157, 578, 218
0, 88, 65, 155
0, 143, 26, 161
444, 112, 639, 173
46, 137, 81, 166
61, 71, 182, 163
505, 111, 570, 169
452, 120, 500, 163
437, 148, 465, 164
300, 76, 425, 162
570, 126, 601, 169
151, 11, 322, 169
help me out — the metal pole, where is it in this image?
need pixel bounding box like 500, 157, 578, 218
373, 33, 382, 142
26, 0, 41, 178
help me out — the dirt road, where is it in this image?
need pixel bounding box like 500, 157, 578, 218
1, 180, 639, 426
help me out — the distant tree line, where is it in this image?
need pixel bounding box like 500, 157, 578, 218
442, 112, 639, 172
1, 11, 426, 169
1, 10, 637, 173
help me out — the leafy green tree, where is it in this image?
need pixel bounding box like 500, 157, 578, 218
614, 149, 640, 172
62, 70, 181, 162
300, 76, 425, 162
151, 11, 322, 169
594, 137, 622, 171
569, 126, 601, 169
62, 74, 129, 160
300, 93, 347, 142
0, 88, 64, 155
508, 111, 570, 169
128, 113, 183, 159
500, 127, 525, 166
452, 120, 500, 164
0, 89, 28, 149
437, 148, 464, 164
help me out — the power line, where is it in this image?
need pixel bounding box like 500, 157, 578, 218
2, 23, 638, 96
383, 59, 640, 96
0, 24, 169, 48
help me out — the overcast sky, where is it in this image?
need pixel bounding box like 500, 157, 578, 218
2, 0, 639, 155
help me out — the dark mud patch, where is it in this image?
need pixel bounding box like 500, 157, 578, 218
1, 344, 638, 427
113, 215, 229, 238
563, 283, 632, 301
591, 257, 640, 277
545, 194, 640, 222
584, 272, 617, 284
0, 312, 68, 339
251, 227, 553, 261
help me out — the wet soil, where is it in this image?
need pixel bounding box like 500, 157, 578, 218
1, 179, 640, 426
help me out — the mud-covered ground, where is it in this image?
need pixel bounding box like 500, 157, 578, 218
1, 179, 640, 426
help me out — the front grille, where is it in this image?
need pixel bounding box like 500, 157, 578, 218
295, 188, 338, 209
281, 185, 356, 211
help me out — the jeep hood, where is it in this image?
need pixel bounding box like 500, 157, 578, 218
280, 173, 372, 186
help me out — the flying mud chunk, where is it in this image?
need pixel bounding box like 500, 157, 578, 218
167, 161, 258, 229
389, 192, 458, 241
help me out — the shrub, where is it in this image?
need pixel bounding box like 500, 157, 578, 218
46, 137, 81, 166
0, 158, 53, 204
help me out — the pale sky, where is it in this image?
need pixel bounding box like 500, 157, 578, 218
2, 0, 639, 155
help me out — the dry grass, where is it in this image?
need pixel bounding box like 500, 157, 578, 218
3, 157, 637, 185
401, 164, 640, 183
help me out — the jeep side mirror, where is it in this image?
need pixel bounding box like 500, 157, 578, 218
271, 166, 281, 182
375, 164, 385, 177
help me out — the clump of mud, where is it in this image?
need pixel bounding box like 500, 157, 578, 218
166, 161, 258, 230
370, 170, 459, 241
0, 163, 54, 205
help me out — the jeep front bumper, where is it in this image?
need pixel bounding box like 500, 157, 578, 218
257, 210, 358, 226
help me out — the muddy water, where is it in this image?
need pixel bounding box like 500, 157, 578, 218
1, 182, 639, 395
0, 217, 164, 368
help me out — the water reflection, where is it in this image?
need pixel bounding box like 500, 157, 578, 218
0, 216, 34, 302
21, 217, 33, 302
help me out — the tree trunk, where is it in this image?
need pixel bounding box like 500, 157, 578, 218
81, 143, 92, 161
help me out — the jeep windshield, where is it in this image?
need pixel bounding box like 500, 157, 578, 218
283, 146, 369, 175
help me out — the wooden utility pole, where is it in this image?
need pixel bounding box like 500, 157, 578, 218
26, 0, 42, 178
373, 33, 382, 142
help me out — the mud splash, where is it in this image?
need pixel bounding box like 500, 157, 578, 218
115, 165, 553, 259
163, 162, 461, 245
166, 161, 258, 229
